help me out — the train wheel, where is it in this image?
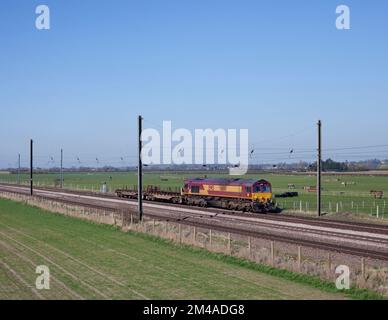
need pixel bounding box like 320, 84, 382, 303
199, 200, 207, 208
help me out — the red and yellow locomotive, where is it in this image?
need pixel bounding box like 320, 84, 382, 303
116, 177, 278, 213
181, 178, 277, 213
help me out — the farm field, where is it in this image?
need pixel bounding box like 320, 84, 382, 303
0, 198, 350, 300
1, 171, 387, 216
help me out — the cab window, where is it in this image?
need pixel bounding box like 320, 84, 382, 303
245, 186, 252, 193
254, 184, 271, 193
191, 186, 200, 193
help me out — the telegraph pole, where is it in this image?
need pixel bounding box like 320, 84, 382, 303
317, 120, 322, 217
17, 154, 21, 185
138, 115, 143, 221
30, 139, 33, 195
60, 148, 63, 188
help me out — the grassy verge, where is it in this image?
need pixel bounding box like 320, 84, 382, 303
0, 197, 384, 300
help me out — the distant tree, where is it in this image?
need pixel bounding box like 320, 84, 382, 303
309, 159, 349, 172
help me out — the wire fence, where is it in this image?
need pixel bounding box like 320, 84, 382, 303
277, 199, 387, 218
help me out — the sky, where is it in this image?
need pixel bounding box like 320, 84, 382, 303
0, 0, 387, 168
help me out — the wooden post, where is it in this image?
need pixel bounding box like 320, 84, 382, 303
361, 258, 365, 279
327, 253, 332, 277
165, 221, 168, 236
227, 233, 231, 254
248, 236, 251, 259
297, 246, 302, 271
179, 223, 182, 244
193, 226, 196, 243
130, 214, 133, 227
209, 229, 212, 248
270, 241, 275, 266
152, 219, 155, 233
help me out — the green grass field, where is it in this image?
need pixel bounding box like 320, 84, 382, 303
0, 198, 355, 300
1, 171, 387, 215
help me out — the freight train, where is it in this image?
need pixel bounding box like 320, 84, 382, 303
115, 178, 279, 213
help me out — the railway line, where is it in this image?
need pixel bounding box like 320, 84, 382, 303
1, 183, 388, 261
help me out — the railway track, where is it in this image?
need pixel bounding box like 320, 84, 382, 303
2, 183, 387, 235
1, 183, 388, 261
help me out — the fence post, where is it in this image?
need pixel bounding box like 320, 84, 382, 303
327, 253, 332, 277
248, 236, 251, 258
297, 246, 301, 271
377, 206, 379, 218
270, 241, 275, 266
193, 226, 196, 243
179, 223, 182, 244
361, 258, 366, 280
209, 229, 212, 248
336, 203, 339, 213
300, 201, 302, 213
227, 233, 231, 254
152, 219, 155, 233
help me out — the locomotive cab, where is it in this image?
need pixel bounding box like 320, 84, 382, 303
252, 180, 273, 203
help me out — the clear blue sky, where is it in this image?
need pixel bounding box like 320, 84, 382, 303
1, 0, 387, 168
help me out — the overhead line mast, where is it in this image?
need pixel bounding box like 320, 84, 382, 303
317, 120, 322, 217
30, 139, 33, 196
138, 115, 143, 221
